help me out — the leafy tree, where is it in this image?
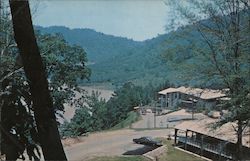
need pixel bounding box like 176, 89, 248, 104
105, 82, 146, 127
0, 1, 90, 159
37, 32, 90, 113
164, 0, 250, 160
60, 91, 107, 136
88, 91, 107, 131
9, 0, 67, 160
60, 107, 92, 137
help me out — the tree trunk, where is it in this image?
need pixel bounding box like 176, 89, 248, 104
8, 0, 67, 160
236, 120, 243, 161
0, 102, 1, 156
0, 0, 3, 156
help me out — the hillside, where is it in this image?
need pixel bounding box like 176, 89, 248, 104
36, 26, 142, 64
35, 26, 200, 87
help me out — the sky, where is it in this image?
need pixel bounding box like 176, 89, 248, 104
30, 0, 173, 41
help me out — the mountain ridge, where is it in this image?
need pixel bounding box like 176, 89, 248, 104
35, 25, 198, 87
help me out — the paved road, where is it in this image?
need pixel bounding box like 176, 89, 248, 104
64, 129, 171, 161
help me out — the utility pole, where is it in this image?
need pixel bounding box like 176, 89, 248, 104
191, 98, 195, 120
154, 101, 156, 128
192, 103, 194, 120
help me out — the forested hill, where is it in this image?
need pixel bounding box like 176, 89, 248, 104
35, 26, 192, 86
36, 26, 142, 64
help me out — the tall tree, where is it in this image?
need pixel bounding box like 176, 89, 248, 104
0, 5, 89, 160
8, 0, 67, 160
164, 0, 250, 160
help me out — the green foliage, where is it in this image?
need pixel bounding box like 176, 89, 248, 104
36, 26, 140, 64
164, 0, 250, 119
36, 24, 227, 87
0, 16, 90, 159
111, 111, 140, 130
36, 31, 91, 111
60, 91, 108, 137
88, 91, 108, 131
163, 1, 250, 159
60, 108, 92, 137
105, 82, 152, 127
36, 26, 188, 87
60, 82, 167, 137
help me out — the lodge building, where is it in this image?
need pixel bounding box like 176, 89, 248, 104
158, 86, 227, 109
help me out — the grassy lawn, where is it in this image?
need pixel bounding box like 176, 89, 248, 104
111, 111, 141, 130
87, 156, 149, 161
158, 139, 205, 161
88, 139, 205, 161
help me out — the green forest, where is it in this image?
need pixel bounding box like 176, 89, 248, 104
36, 26, 197, 87
36, 21, 230, 88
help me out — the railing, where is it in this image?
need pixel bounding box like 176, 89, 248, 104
178, 136, 233, 159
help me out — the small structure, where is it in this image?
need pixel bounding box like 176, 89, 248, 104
133, 106, 140, 111
158, 86, 226, 109
173, 119, 250, 160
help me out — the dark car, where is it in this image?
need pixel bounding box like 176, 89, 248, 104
133, 136, 162, 147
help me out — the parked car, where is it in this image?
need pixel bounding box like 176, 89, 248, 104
133, 136, 162, 147
166, 117, 181, 122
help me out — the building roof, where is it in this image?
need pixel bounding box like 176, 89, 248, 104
175, 118, 250, 148
158, 87, 180, 95
158, 86, 226, 100
133, 106, 140, 110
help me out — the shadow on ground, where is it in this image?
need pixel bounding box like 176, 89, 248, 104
123, 145, 157, 155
